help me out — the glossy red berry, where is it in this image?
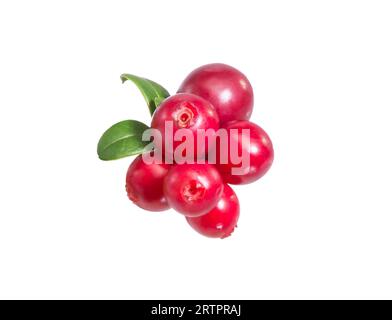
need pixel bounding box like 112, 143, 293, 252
186, 184, 240, 238
126, 155, 170, 212
178, 63, 253, 124
151, 93, 219, 160
215, 120, 274, 185
163, 163, 224, 217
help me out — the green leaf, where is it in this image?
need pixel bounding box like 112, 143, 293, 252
154, 96, 166, 108
97, 120, 150, 161
120, 73, 170, 116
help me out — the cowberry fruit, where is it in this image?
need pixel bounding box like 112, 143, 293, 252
126, 155, 170, 211
215, 120, 274, 185
186, 184, 240, 238
178, 63, 253, 124
151, 93, 219, 160
163, 163, 224, 217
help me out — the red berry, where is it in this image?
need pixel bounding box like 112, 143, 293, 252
178, 63, 253, 124
215, 120, 274, 185
186, 184, 240, 238
151, 93, 219, 160
163, 163, 224, 217
126, 155, 170, 212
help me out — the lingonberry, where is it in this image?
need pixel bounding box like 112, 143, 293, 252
163, 163, 224, 217
126, 155, 170, 212
215, 120, 274, 185
178, 63, 253, 124
151, 93, 219, 160
186, 184, 240, 238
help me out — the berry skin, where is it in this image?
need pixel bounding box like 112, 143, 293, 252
215, 120, 274, 185
163, 163, 224, 217
186, 184, 240, 238
151, 93, 219, 160
126, 155, 170, 212
178, 63, 253, 124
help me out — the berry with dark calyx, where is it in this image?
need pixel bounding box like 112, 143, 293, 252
126, 154, 170, 212
186, 184, 240, 238
215, 120, 274, 185
151, 93, 219, 160
178, 63, 253, 124
163, 163, 224, 217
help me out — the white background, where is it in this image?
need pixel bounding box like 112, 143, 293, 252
0, 0, 391, 299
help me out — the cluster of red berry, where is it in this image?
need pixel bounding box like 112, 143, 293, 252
98, 64, 274, 239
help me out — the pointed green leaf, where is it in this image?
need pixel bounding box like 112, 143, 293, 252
97, 120, 150, 161
121, 73, 170, 116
